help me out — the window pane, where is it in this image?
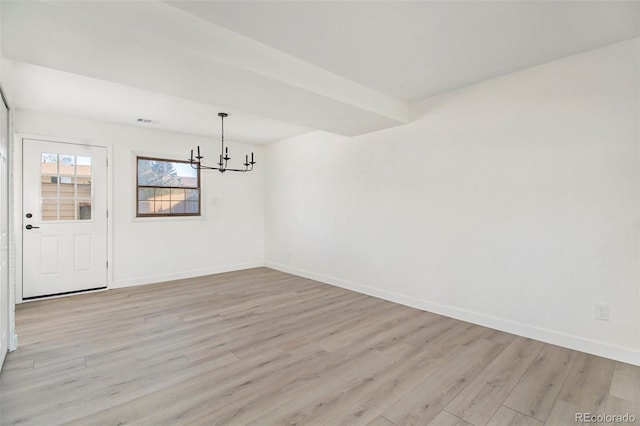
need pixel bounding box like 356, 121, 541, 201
76, 156, 92, 176
42, 200, 57, 221
170, 201, 186, 214
185, 201, 199, 214
138, 188, 155, 201
170, 188, 185, 201
186, 189, 199, 201
155, 200, 171, 215
78, 201, 92, 220
59, 199, 75, 220
173, 162, 198, 188
41, 153, 58, 175
154, 187, 170, 201
59, 155, 75, 176
77, 181, 92, 199
41, 181, 57, 198
138, 201, 153, 214
137, 158, 198, 188
59, 176, 76, 198
169, 189, 186, 214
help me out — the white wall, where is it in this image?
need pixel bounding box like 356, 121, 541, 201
264, 38, 640, 365
13, 110, 263, 293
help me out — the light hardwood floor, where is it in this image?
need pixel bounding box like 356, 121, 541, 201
1, 267, 639, 425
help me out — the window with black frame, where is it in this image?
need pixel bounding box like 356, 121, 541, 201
136, 156, 200, 217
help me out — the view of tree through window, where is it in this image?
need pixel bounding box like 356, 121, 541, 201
136, 157, 200, 217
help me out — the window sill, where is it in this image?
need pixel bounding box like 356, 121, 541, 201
132, 214, 206, 223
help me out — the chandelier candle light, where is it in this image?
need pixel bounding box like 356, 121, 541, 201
189, 112, 256, 173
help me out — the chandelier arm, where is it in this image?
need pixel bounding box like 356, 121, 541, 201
222, 166, 250, 173
190, 163, 225, 171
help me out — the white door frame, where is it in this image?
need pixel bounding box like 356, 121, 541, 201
12, 134, 113, 304
5, 111, 15, 352
0, 89, 9, 363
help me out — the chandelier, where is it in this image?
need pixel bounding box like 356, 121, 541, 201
189, 112, 255, 173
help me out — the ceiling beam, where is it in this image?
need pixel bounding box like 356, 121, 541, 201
1, 1, 410, 136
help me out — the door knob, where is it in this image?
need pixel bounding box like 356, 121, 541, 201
25, 224, 40, 230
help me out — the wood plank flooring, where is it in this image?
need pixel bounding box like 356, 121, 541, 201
1, 267, 638, 425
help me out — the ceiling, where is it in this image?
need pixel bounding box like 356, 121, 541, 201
169, 1, 640, 103
2, 1, 638, 143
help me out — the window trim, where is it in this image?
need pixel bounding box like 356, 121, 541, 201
136, 155, 201, 218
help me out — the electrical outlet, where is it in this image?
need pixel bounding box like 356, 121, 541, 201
595, 304, 609, 321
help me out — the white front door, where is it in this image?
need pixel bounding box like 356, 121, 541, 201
22, 139, 107, 299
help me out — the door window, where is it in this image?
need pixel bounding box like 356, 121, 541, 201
40, 153, 93, 221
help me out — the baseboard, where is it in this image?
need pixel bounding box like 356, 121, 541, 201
111, 261, 263, 289
265, 261, 640, 366
9, 333, 17, 351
